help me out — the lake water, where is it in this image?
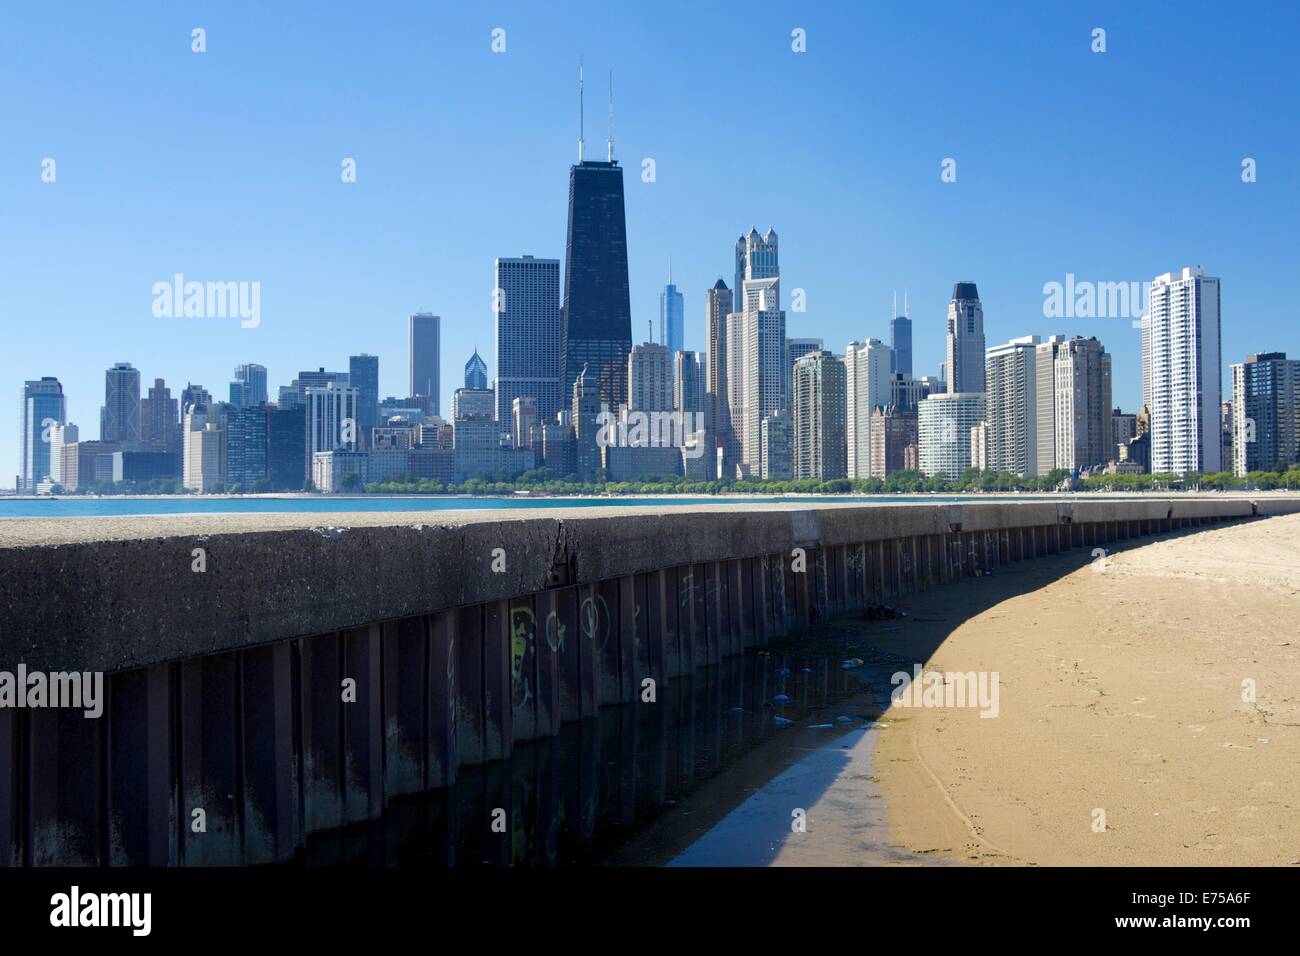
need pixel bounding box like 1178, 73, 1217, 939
0, 494, 1050, 520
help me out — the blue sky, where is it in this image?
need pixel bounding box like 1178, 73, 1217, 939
3, 1, 1298, 480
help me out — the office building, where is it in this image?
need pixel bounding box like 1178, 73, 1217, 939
628, 342, 673, 413
409, 313, 441, 415
227, 404, 269, 488
463, 350, 488, 391
451, 387, 496, 422
101, 362, 141, 448
512, 396, 539, 450
267, 405, 307, 491
184, 425, 225, 492
306, 384, 359, 483
180, 384, 211, 412
230, 363, 268, 408
559, 119, 633, 410
890, 295, 913, 376
570, 364, 603, 480
19, 376, 65, 493
48, 422, 78, 486
349, 354, 380, 448
139, 378, 181, 457
63, 440, 119, 492
945, 283, 985, 394
705, 278, 734, 448
495, 255, 562, 423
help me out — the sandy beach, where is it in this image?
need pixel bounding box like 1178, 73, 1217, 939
863, 513, 1300, 866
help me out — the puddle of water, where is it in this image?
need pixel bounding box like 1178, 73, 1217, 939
295, 653, 899, 866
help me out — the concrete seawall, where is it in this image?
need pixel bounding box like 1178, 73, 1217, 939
2, 496, 1298, 865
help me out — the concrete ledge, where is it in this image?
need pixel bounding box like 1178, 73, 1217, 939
2, 497, 1298, 674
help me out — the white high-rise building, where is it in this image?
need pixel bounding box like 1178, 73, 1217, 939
985, 336, 1040, 476
48, 422, 78, 486
306, 384, 360, 483
184, 424, 225, 492
181, 402, 211, 490
739, 280, 785, 473
945, 282, 986, 394
1148, 267, 1221, 474
844, 338, 891, 479
725, 226, 784, 476
628, 342, 674, 413
918, 392, 986, 479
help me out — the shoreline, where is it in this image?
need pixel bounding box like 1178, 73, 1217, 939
868, 513, 1300, 866
3, 489, 1297, 503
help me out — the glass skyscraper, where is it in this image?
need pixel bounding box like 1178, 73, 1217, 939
226, 404, 269, 488
19, 376, 66, 492
464, 349, 488, 390
890, 314, 913, 376
101, 362, 141, 448
409, 313, 440, 415
496, 256, 561, 425
230, 363, 268, 408
267, 405, 307, 491
349, 353, 379, 448
560, 160, 632, 411
660, 282, 684, 354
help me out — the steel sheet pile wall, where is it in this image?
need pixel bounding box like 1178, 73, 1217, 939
2, 498, 1295, 865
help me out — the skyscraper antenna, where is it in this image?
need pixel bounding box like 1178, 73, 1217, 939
578, 58, 585, 163
904, 290, 909, 318
893, 290, 897, 320
607, 71, 614, 162
668, 253, 673, 285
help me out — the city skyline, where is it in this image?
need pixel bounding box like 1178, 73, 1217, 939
4, 2, 1299, 478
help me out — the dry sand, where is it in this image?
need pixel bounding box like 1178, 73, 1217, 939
866, 513, 1300, 866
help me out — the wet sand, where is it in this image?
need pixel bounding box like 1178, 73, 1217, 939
867, 513, 1300, 866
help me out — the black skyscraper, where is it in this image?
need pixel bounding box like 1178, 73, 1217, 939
560, 159, 633, 410
890, 315, 912, 376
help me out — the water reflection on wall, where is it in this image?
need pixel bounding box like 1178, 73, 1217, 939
298, 652, 870, 866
